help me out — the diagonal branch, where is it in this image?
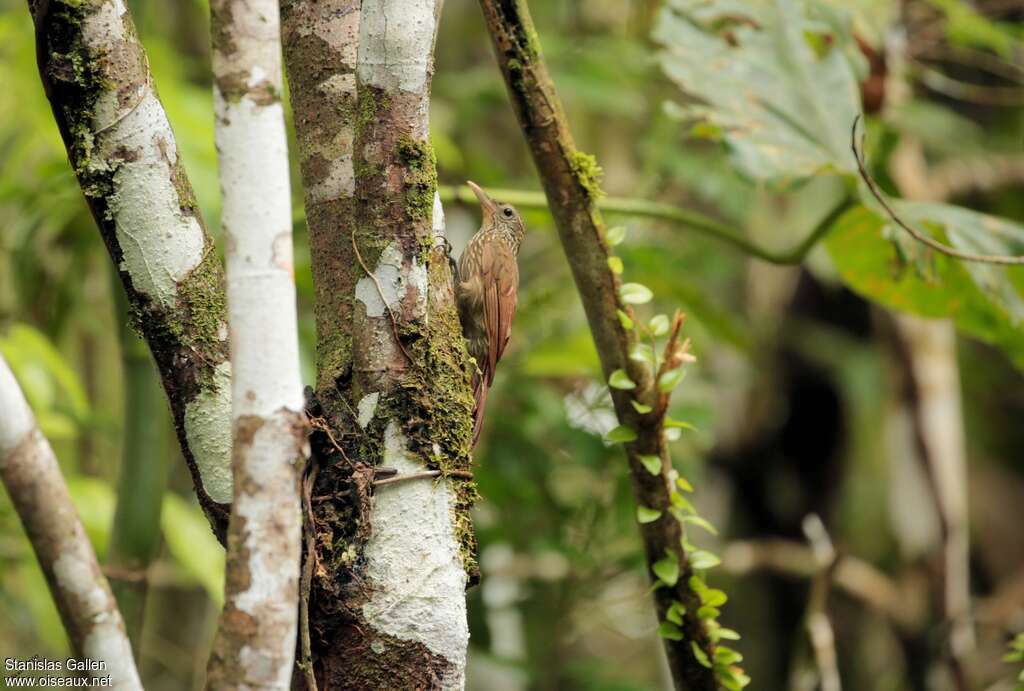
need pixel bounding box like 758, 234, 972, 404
0, 355, 141, 689
478, 2, 729, 688
27, 0, 233, 540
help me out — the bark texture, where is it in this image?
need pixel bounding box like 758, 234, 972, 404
27, 0, 232, 539
284, 1, 478, 688
0, 356, 142, 690
478, 1, 719, 688
280, 0, 360, 402
206, 0, 308, 687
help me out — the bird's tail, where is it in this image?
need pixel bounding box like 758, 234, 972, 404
471, 376, 490, 448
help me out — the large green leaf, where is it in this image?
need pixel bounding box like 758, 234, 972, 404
826, 206, 1024, 368
653, 0, 866, 182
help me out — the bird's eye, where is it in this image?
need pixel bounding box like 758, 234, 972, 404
502, 207, 514, 218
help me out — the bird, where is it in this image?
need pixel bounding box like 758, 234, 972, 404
456, 181, 525, 447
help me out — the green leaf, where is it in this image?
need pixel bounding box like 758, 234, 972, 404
690, 550, 721, 570
654, 0, 865, 182
658, 368, 685, 393
689, 575, 709, 599
649, 314, 670, 336
631, 400, 653, 414
604, 425, 637, 443
713, 627, 742, 642
620, 282, 653, 304
676, 476, 694, 492
703, 588, 728, 607
637, 506, 663, 524
670, 490, 696, 515
691, 641, 712, 668
667, 600, 686, 625
658, 621, 683, 641
638, 454, 662, 475
665, 417, 697, 431
826, 205, 1024, 370
617, 309, 634, 330
670, 491, 696, 515
607, 256, 624, 275
719, 666, 752, 691
630, 342, 657, 367
715, 646, 744, 666
606, 225, 627, 246
697, 605, 720, 619
682, 515, 719, 536
652, 551, 680, 587
608, 368, 636, 390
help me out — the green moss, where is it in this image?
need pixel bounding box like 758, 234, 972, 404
395, 252, 479, 577
175, 241, 229, 384
570, 150, 606, 200
396, 136, 437, 222
356, 84, 391, 129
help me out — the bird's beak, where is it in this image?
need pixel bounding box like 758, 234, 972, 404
466, 180, 497, 223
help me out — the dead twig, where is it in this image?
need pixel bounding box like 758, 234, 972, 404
372, 469, 474, 488
299, 458, 320, 691
308, 415, 354, 468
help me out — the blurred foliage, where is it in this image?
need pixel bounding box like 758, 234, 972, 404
0, 0, 1023, 689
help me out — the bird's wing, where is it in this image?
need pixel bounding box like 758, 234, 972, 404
480, 239, 518, 386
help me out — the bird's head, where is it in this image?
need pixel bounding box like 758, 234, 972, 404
467, 180, 525, 252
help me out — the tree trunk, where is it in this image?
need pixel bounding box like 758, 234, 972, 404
205, 0, 308, 686
27, 0, 233, 539
283, 1, 478, 688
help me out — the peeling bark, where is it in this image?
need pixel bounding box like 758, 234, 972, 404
205, 0, 308, 687
27, 0, 232, 539
478, 1, 719, 688
0, 356, 142, 690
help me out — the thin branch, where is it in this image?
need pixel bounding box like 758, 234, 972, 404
851, 115, 1024, 265
440, 185, 854, 265
802, 515, 842, 691
0, 355, 142, 689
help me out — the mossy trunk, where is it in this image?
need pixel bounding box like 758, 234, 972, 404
28, 0, 232, 540
284, 1, 477, 688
